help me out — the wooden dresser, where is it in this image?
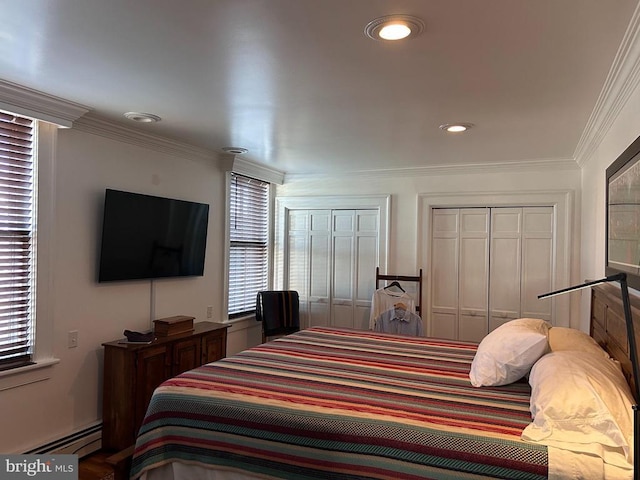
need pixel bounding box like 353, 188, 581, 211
102, 321, 229, 451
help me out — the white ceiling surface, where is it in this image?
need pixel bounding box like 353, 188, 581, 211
0, 1, 638, 175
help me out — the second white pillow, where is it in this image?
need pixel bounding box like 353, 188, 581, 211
469, 318, 551, 387
548, 326, 610, 358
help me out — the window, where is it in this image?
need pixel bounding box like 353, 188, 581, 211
0, 111, 36, 370
228, 173, 269, 318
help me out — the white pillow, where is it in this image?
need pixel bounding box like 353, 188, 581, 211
521, 351, 634, 468
548, 326, 610, 359
469, 318, 550, 387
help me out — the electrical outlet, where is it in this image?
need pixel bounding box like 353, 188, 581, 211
68, 330, 78, 348
206, 306, 213, 319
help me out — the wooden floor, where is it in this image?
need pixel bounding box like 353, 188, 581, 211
79, 451, 115, 480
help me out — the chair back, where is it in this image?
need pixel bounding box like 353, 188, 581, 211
256, 290, 300, 342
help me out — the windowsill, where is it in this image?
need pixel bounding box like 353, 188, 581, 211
215, 315, 259, 333
223, 314, 256, 323
0, 357, 59, 391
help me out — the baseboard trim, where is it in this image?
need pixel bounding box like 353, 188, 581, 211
25, 422, 102, 457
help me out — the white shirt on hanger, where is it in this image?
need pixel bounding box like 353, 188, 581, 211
369, 287, 415, 330
374, 306, 424, 336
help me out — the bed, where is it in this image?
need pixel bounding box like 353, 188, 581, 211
129, 284, 637, 480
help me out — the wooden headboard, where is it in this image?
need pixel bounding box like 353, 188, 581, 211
591, 282, 640, 400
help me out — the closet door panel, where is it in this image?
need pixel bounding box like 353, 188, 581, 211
357, 210, 378, 233
332, 211, 355, 328
429, 206, 556, 340
285, 208, 380, 331
288, 233, 309, 327
489, 209, 522, 331
288, 233, 308, 294
308, 211, 331, 327
521, 207, 553, 320
355, 234, 377, 331
356, 211, 378, 307
288, 234, 309, 292
288, 209, 309, 231
431, 312, 456, 340
430, 209, 459, 339
458, 209, 489, 342
333, 235, 354, 299
287, 210, 310, 327
459, 314, 488, 342
521, 238, 552, 320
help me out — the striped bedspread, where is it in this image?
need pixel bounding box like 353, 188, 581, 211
130, 327, 547, 480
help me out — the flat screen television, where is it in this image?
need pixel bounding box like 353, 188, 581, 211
606, 133, 640, 291
98, 189, 209, 282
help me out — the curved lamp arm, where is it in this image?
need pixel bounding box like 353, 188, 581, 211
539, 273, 639, 478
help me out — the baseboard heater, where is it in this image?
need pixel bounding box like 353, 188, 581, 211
25, 422, 102, 457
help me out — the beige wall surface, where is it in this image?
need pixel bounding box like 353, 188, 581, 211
0, 127, 227, 453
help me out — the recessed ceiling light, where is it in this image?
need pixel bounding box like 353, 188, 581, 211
439, 123, 474, 133
123, 112, 161, 123
365, 15, 425, 41
221, 147, 248, 155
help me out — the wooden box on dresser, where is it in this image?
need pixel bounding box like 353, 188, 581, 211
102, 321, 229, 451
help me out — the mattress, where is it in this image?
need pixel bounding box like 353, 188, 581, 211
130, 327, 556, 479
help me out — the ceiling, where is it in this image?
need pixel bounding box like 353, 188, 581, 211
1, 0, 639, 175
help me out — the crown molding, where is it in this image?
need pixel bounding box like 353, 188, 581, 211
0, 79, 90, 127
284, 157, 579, 182
575, 2, 640, 167
0, 79, 216, 165
73, 114, 218, 165
226, 155, 285, 184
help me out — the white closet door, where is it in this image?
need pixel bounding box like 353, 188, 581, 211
286, 210, 331, 328
430, 206, 555, 339
458, 209, 489, 342
521, 207, 553, 321
354, 210, 378, 330
489, 208, 523, 331
287, 209, 331, 329
430, 209, 460, 339
430, 208, 489, 340
286, 208, 379, 330
308, 211, 331, 327
330, 210, 380, 330
287, 210, 310, 327
332, 210, 355, 328
489, 207, 553, 330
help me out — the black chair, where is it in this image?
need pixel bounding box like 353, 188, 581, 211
255, 290, 300, 343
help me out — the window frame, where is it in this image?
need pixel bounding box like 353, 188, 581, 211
0, 112, 37, 370
0, 118, 58, 380
225, 172, 271, 320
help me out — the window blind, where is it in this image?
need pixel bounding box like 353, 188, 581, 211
0, 111, 35, 370
228, 173, 269, 317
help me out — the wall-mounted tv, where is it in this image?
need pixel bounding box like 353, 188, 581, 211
98, 189, 209, 282
606, 134, 640, 291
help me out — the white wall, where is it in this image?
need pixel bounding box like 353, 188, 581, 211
0, 127, 228, 453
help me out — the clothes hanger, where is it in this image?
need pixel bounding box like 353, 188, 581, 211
384, 281, 405, 292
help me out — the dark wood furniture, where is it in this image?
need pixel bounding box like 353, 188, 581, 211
591, 282, 640, 395
102, 321, 228, 451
